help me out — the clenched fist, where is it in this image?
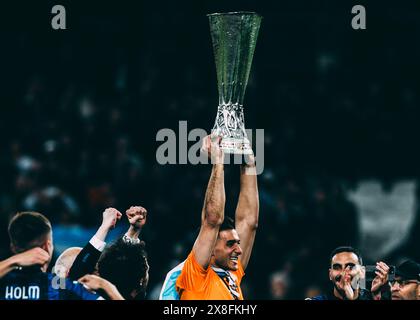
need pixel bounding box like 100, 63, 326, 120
102, 207, 122, 230
126, 206, 147, 229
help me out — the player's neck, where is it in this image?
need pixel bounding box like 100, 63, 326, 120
211, 263, 228, 273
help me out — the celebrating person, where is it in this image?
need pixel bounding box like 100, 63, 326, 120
175, 135, 259, 300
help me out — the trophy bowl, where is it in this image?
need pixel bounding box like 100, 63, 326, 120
208, 12, 262, 155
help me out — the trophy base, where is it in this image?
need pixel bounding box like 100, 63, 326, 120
220, 137, 253, 155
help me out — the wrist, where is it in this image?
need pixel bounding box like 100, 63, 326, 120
7, 255, 20, 269
98, 223, 111, 233
128, 225, 141, 235
95, 224, 111, 242
213, 164, 224, 174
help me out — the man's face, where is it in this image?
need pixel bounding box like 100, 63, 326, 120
212, 229, 242, 271
329, 252, 361, 291
391, 277, 419, 300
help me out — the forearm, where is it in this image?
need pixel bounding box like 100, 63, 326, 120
126, 225, 141, 239
236, 164, 259, 226
193, 163, 225, 268
68, 243, 102, 280
202, 164, 225, 225
0, 256, 18, 279
94, 224, 111, 242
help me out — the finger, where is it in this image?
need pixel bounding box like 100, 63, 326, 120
379, 262, 389, 271
376, 265, 387, 275
133, 206, 142, 213
40, 251, 50, 260
133, 215, 143, 223
375, 271, 384, 279
36, 257, 49, 265
36, 252, 49, 261
376, 268, 386, 276
34, 248, 49, 257
132, 206, 146, 216
377, 261, 389, 271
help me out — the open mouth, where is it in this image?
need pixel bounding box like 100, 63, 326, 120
230, 256, 238, 262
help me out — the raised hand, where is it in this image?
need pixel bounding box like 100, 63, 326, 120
342, 272, 357, 300
78, 274, 124, 300
201, 135, 224, 165
102, 207, 122, 230
13, 247, 50, 268
126, 206, 147, 229
371, 261, 390, 294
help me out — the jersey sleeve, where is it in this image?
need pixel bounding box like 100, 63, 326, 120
176, 251, 209, 293
67, 242, 102, 281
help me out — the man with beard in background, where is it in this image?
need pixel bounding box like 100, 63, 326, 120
307, 246, 390, 300
390, 260, 419, 300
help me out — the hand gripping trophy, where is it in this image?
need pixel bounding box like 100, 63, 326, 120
208, 12, 262, 155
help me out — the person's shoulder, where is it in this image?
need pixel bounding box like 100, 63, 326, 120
184, 251, 209, 273
168, 261, 185, 274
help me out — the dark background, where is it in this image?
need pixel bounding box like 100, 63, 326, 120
0, 0, 419, 299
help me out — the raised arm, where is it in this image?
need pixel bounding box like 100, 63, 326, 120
235, 154, 259, 270
124, 205, 147, 242
68, 208, 122, 280
192, 135, 225, 269
93, 207, 122, 242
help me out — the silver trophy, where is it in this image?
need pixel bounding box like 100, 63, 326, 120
208, 12, 262, 154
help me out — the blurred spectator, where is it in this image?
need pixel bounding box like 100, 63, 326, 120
269, 271, 291, 300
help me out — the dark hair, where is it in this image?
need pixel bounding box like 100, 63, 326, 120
97, 239, 149, 300
329, 246, 363, 265
219, 216, 235, 232
8, 212, 52, 253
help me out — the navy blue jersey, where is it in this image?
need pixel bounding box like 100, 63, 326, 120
0, 267, 102, 300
